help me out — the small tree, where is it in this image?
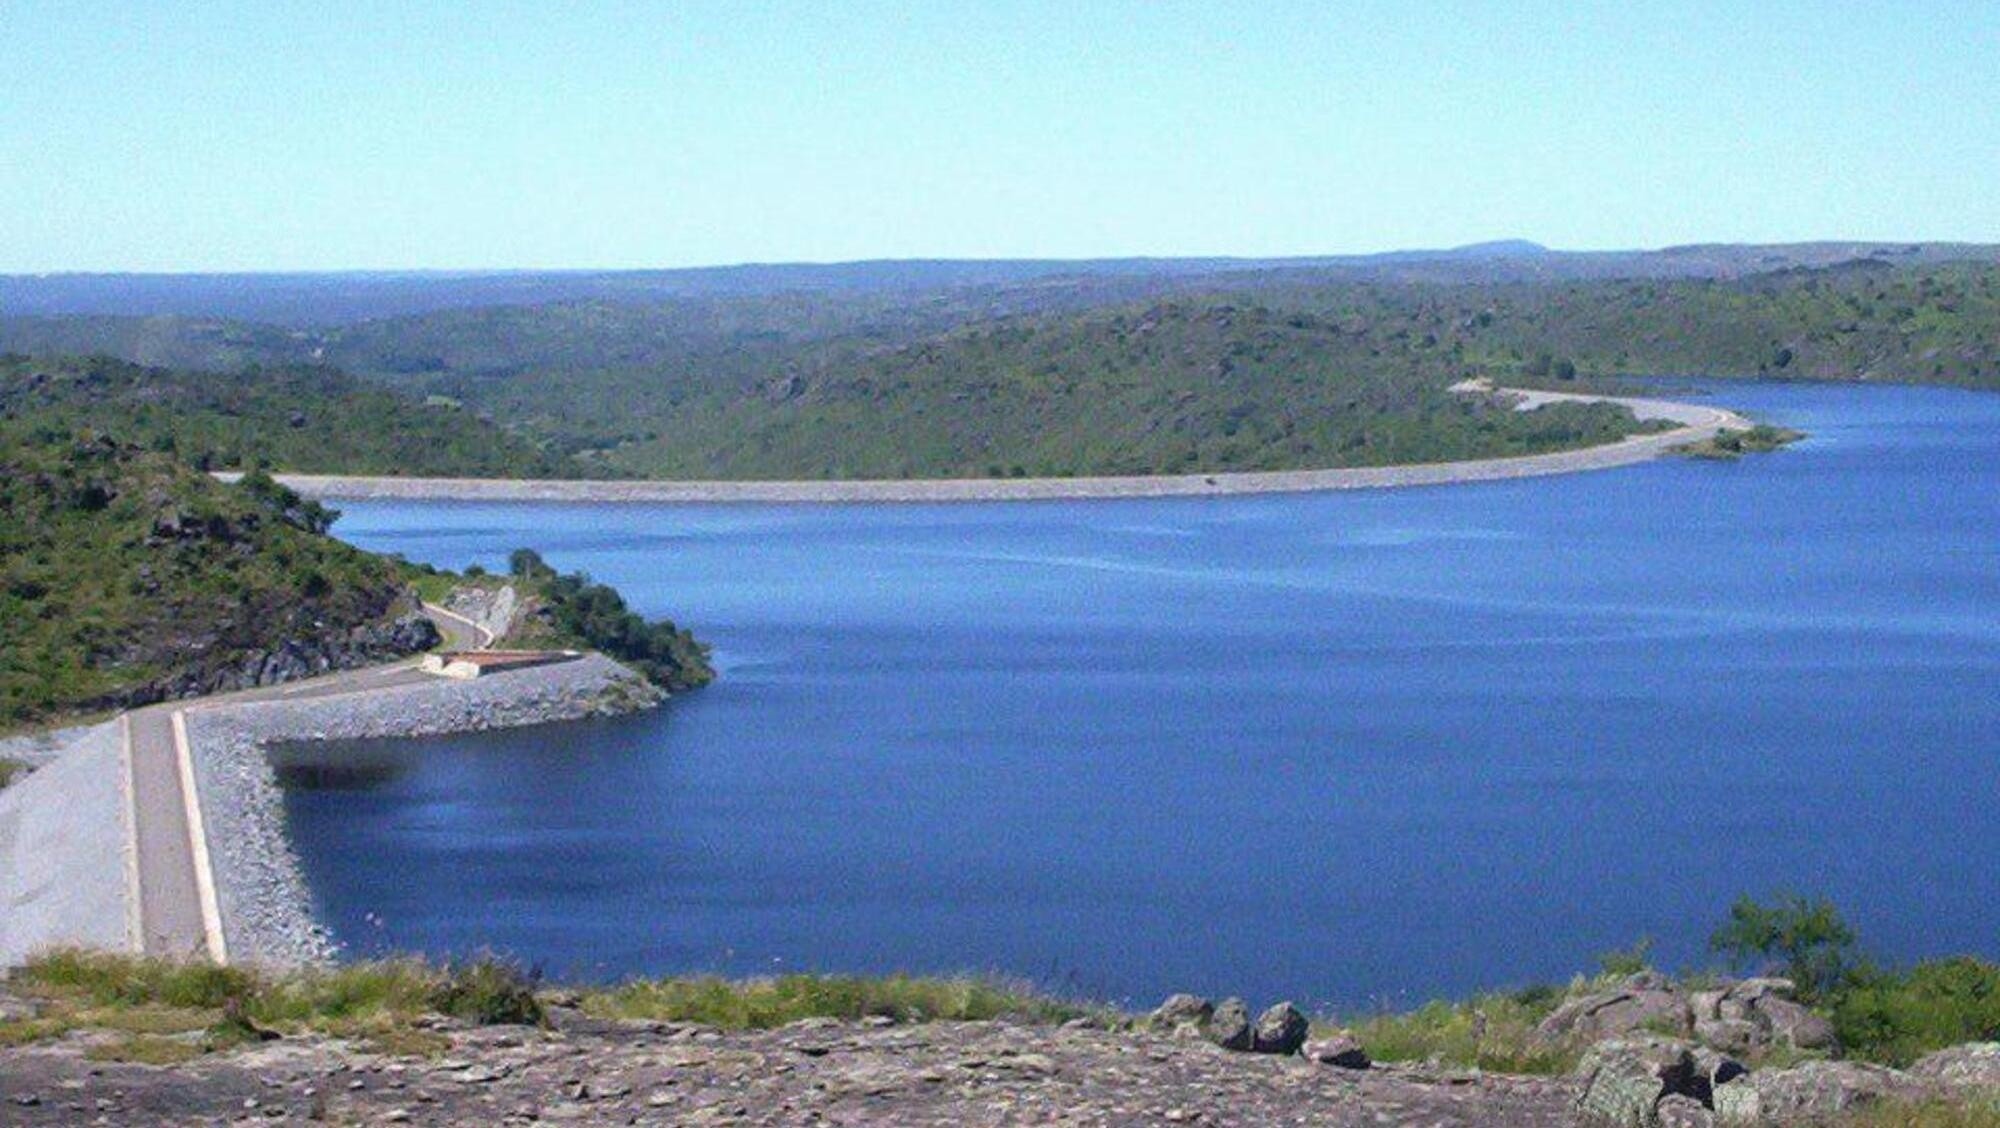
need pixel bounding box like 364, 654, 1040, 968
1710, 892, 1859, 1001
508, 547, 556, 582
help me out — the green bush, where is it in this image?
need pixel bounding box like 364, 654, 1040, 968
508, 548, 713, 691
1597, 936, 1655, 978
1710, 892, 1859, 1002
426, 956, 545, 1026
1832, 957, 2000, 1066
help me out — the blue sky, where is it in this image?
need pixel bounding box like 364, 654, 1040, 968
2, 1, 1996, 271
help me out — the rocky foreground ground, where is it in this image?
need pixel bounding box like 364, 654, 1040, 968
5, 975, 2000, 1127
0, 1004, 1577, 1127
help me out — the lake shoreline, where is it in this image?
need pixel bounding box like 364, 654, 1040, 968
255, 386, 1750, 504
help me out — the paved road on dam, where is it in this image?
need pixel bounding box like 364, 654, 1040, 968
126, 606, 487, 962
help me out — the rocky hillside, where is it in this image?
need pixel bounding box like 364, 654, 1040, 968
0, 430, 437, 725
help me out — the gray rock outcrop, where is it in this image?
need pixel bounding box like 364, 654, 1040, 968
1688, 979, 1837, 1055
1542, 974, 1837, 1056
1251, 1002, 1308, 1055
1540, 973, 1693, 1044
1909, 1042, 2000, 1096
1711, 1059, 1930, 1125
1206, 998, 1252, 1051
1574, 1035, 1708, 1127
1654, 1093, 1716, 1128
1148, 994, 1213, 1036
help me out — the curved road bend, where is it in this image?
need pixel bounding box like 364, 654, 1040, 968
125, 605, 488, 961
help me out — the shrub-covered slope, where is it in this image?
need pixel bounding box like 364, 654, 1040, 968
3, 258, 1997, 481
0, 354, 567, 477
0, 431, 432, 725
604, 301, 1651, 479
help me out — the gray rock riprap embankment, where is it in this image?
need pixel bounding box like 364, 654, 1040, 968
185, 654, 662, 967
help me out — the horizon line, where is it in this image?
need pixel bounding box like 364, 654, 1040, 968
1, 237, 1986, 279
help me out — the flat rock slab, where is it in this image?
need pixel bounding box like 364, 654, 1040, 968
0, 1015, 1584, 1126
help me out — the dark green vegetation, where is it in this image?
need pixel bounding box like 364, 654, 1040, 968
1710, 891, 1862, 1002
1677, 423, 1805, 459
1710, 893, 2000, 1066
0, 758, 26, 788
0, 425, 418, 726
1345, 894, 2000, 1075
2, 250, 1997, 481
602, 303, 1656, 479
503, 549, 714, 692
1434, 260, 2000, 388
0, 354, 564, 477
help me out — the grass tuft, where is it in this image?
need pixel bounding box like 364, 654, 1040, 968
426, 955, 544, 1026
1836, 1101, 2000, 1128
1336, 985, 1577, 1075
85, 1034, 207, 1066
584, 973, 1086, 1029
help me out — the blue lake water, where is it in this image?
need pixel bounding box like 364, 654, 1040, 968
288, 382, 2000, 1011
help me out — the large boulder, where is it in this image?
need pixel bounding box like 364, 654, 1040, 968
1654, 1094, 1716, 1128
1541, 975, 1694, 1045
1712, 1060, 1931, 1125
1206, 997, 1253, 1051
1251, 1002, 1308, 1055
1909, 1042, 2000, 1096
1149, 993, 1213, 1036
1305, 1033, 1371, 1070
1575, 1035, 1707, 1127
1689, 979, 1837, 1054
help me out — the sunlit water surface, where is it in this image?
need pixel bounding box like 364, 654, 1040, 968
285, 382, 2000, 1009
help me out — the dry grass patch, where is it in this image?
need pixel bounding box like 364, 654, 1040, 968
582, 974, 1087, 1029
1838, 1101, 2000, 1128
2, 950, 539, 1062
85, 1034, 207, 1066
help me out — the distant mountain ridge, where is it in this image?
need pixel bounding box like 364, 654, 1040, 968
6, 241, 1994, 325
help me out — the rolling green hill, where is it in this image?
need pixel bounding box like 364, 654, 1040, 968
596, 301, 1654, 479
0, 354, 569, 476
0, 431, 430, 725
1455, 260, 2000, 387
1, 256, 1996, 482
